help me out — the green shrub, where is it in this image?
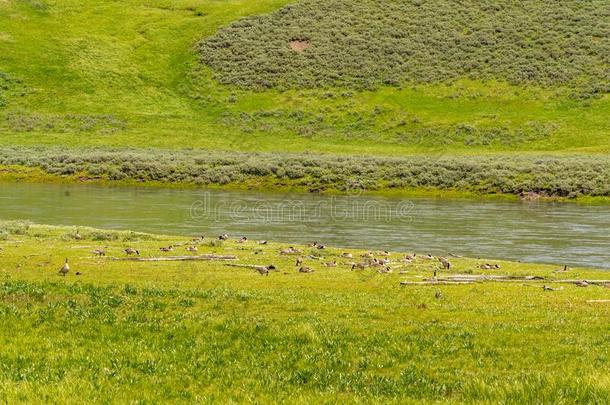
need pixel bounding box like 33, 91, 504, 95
1, 147, 609, 197
199, 0, 609, 95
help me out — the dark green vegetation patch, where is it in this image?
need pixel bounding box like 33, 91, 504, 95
200, 0, 610, 93
2, 147, 609, 198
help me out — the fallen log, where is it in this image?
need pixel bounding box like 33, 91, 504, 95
429, 275, 545, 282
586, 299, 610, 303
402, 277, 610, 287
224, 263, 275, 270
400, 281, 475, 285
112, 254, 237, 262
553, 280, 610, 286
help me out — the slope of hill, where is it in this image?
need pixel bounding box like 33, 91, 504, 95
200, 0, 609, 94
0, 0, 608, 196
0, 0, 608, 155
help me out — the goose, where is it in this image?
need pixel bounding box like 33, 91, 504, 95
553, 265, 569, 273
159, 246, 173, 252
324, 260, 337, 267
255, 265, 276, 276
423, 254, 435, 260
351, 263, 367, 270
237, 236, 248, 243
219, 234, 229, 240
280, 247, 302, 255
379, 250, 390, 257
405, 254, 416, 260
258, 240, 268, 245
92, 249, 106, 256
575, 280, 589, 287
295, 257, 304, 266
74, 229, 82, 240
378, 266, 392, 274
438, 257, 451, 270
435, 291, 443, 299
59, 258, 70, 276
299, 266, 314, 273
361, 252, 374, 259
124, 248, 139, 256
341, 252, 353, 259
186, 246, 198, 252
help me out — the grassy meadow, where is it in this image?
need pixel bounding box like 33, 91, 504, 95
0, 0, 608, 156
0, 221, 609, 402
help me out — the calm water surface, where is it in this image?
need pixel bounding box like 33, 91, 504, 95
0, 183, 608, 269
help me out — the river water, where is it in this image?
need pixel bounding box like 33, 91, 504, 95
0, 183, 608, 268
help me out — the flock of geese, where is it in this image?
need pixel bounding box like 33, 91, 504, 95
58, 234, 505, 277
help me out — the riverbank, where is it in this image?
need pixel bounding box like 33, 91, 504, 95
0, 222, 609, 402
1, 147, 609, 203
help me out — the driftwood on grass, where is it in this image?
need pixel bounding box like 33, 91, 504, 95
553, 280, 610, 286
113, 254, 237, 262
400, 281, 476, 285
224, 263, 274, 271
401, 274, 610, 286
425, 275, 545, 283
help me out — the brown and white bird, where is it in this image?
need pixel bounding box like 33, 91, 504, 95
159, 246, 173, 252
186, 246, 198, 252
438, 257, 451, 270
280, 247, 302, 255
124, 248, 139, 256
553, 265, 569, 273
59, 258, 70, 276
351, 263, 367, 270
254, 265, 276, 276
92, 249, 106, 256
299, 266, 315, 274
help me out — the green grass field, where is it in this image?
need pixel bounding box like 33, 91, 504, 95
0, 222, 609, 402
0, 0, 608, 156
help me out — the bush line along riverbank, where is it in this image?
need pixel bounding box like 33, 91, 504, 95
0, 147, 609, 199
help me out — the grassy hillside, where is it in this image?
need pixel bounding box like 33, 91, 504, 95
1, 222, 609, 402
201, 0, 609, 93
0, 0, 608, 155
